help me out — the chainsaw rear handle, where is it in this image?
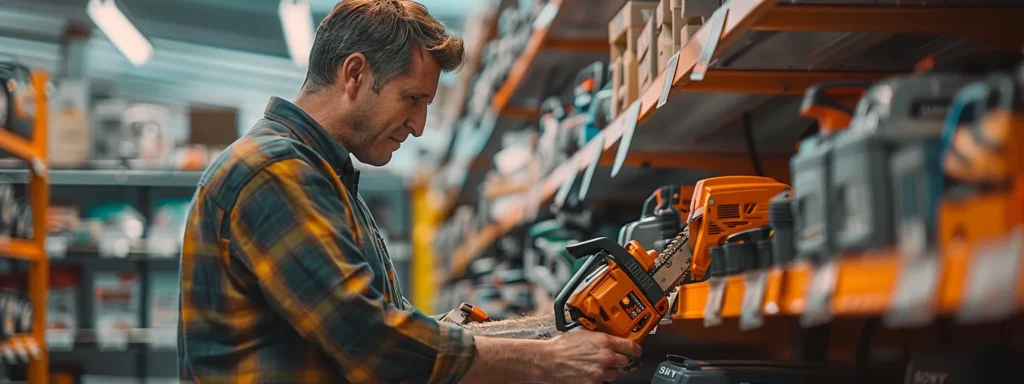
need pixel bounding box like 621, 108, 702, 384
799, 80, 873, 133
553, 249, 602, 332
555, 237, 664, 332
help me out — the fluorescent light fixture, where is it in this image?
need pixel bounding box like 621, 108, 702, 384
87, 0, 153, 67
279, 0, 314, 67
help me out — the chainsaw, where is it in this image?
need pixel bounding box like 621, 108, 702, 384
553, 176, 791, 344
553, 233, 691, 343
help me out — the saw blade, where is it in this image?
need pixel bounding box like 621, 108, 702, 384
650, 231, 693, 293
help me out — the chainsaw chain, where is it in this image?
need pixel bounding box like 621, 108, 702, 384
652, 229, 693, 286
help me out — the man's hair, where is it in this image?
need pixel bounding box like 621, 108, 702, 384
303, 0, 465, 94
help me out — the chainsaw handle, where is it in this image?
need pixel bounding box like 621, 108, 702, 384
553, 251, 603, 332
566, 237, 664, 304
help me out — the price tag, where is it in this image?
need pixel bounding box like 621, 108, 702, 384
800, 260, 838, 328
45, 329, 76, 351
657, 53, 681, 109
740, 270, 768, 331
956, 227, 1024, 324
532, 1, 560, 30
703, 278, 726, 327
97, 328, 129, 351
884, 252, 941, 328
553, 158, 579, 208
610, 102, 641, 178
577, 135, 605, 201
691, 6, 729, 82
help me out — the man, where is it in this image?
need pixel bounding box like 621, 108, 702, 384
177, 1, 641, 383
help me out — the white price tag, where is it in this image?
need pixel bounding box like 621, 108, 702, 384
740, 270, 768, 330
46, 329, 76, 351
884, 252, 941, 328
956, 228, 1024, 324
577, 136, 605, 201
610, 102, 642, 178
657, 53, 681, 109
801, 260, 838, 327
553, 158, 579, 208
97, 328, 129, 351
532, 1, 560, 30
703, 279, 726, 327
691, 6, 729, 82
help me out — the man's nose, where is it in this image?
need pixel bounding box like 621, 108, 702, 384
408, 109, 427, 137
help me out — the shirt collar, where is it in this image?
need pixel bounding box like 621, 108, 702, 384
263, 96, 360, 193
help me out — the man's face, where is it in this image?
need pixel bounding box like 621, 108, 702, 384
346, 46, 441, 166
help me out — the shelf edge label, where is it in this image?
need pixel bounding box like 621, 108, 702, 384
657, 52, 681, 109
610, 101, 642, 178
577, 135, 605, 201
691, 6, 729, 82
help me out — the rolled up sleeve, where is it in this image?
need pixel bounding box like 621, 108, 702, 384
228, 158, 476, 383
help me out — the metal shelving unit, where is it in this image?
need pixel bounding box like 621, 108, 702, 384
0, 169, 202, 188
0, 68, 51, 384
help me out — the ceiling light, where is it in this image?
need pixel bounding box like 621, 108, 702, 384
87, 0, 153, 67
279, 0, 314, 67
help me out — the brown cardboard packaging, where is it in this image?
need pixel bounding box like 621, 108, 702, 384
609, 1, 658, 117
637, 15, 658, 91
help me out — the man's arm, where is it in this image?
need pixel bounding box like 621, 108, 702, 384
229, 159, 474, 384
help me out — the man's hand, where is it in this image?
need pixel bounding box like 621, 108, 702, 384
536, 330, 642, 384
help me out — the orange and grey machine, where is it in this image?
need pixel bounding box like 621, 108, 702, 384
829, 73, 978, 255
790, 80, 871, 263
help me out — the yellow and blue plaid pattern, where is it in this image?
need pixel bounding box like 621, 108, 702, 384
178, 97, 476, 383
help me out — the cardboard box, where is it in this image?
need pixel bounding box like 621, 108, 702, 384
611, 56, 625, 115
637, 15, 659, 91
609, 1, 658, 116
656, 0, 683, 69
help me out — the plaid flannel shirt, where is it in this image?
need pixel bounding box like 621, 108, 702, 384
178, 97, 476, 383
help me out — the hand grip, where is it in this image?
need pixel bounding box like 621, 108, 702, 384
799, 80, 872, 134
553, 252, 603, 332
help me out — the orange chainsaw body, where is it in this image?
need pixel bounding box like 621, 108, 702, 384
687, 176, 792, 281
562, 241, 669, 343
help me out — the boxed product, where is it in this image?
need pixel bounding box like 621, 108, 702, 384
46, 268, 79, 351
608, 0, 658, 117
637, 15, 659, 91
93, 271, 140, 351
147, 271, 179, 350
656, 0, 683, 69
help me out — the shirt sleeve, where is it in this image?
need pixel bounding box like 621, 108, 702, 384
227, 158, 477, 384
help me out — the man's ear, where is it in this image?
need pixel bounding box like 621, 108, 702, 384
337, 53, 370, 98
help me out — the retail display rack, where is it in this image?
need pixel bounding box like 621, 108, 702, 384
428, 1, 1024, 378
0, 68, 51, 384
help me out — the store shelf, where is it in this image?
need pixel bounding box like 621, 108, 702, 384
0, 169, 202, 188
439, 0, 1024, 279
436, 0, 626, 209
0, 238, 44, 262
0, 130, 42, 168
672, 239, 1024, 325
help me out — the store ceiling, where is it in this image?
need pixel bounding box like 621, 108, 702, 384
0, 0, 484, 177
0, 0, 474, 58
